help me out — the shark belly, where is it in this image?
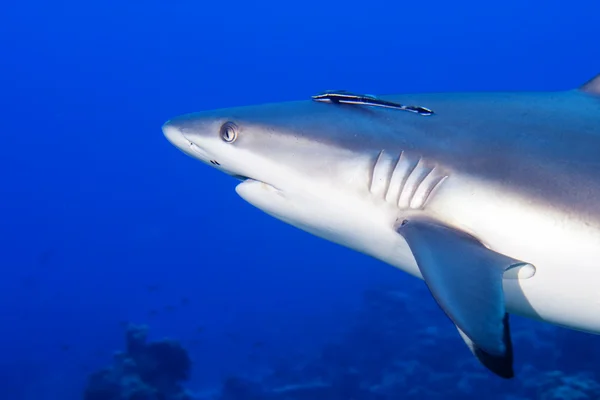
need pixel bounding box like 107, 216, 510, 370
236, 163, 600, 336
426, 175, 600, 335
235, 178, 421, 275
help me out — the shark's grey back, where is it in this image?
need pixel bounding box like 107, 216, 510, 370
172, 79, 600, 223
270, 89, 599, 224
381, 90, 600, 224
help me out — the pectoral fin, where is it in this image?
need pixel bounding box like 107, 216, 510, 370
397, 218, 533, 379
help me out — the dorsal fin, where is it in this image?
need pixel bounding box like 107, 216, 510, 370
580, 73, 600, 95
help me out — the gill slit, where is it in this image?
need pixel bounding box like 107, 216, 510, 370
397, 156, 421, 207
420, 174, 448, 208
370, 149, 448, 210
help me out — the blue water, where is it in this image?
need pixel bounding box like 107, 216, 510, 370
1, 0, 600, 398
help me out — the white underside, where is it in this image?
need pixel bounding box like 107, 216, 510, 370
236, 175, 600, 336
433, 176, 600, 335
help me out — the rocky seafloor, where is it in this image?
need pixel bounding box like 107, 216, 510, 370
84, 288, 600, 400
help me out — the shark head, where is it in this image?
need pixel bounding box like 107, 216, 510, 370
161, 99, 427, 264
161, 100, 403, 200
162, 101, 338, 194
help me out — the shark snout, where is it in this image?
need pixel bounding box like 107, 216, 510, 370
162, 120, 212, 161
162, 121, 189, 150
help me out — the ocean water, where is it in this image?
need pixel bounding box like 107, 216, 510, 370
1, 0, 600, 398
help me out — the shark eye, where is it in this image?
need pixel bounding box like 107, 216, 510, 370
220, 122, 238, 143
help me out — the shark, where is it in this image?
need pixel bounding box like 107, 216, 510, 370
162, 73, 600, 378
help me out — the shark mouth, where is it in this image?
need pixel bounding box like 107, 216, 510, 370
231, 174, 249, 181
185, 138, 280, 191
236, 177, 282, 194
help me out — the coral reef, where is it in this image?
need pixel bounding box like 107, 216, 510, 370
81, 287, 600, 400
83, 324, 193, 400
523, 369, 600, 400
206, 287, 600, 400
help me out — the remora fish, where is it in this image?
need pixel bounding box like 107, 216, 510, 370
162, 74, 600, 378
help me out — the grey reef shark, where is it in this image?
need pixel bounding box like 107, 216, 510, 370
163, 73, 600, 379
